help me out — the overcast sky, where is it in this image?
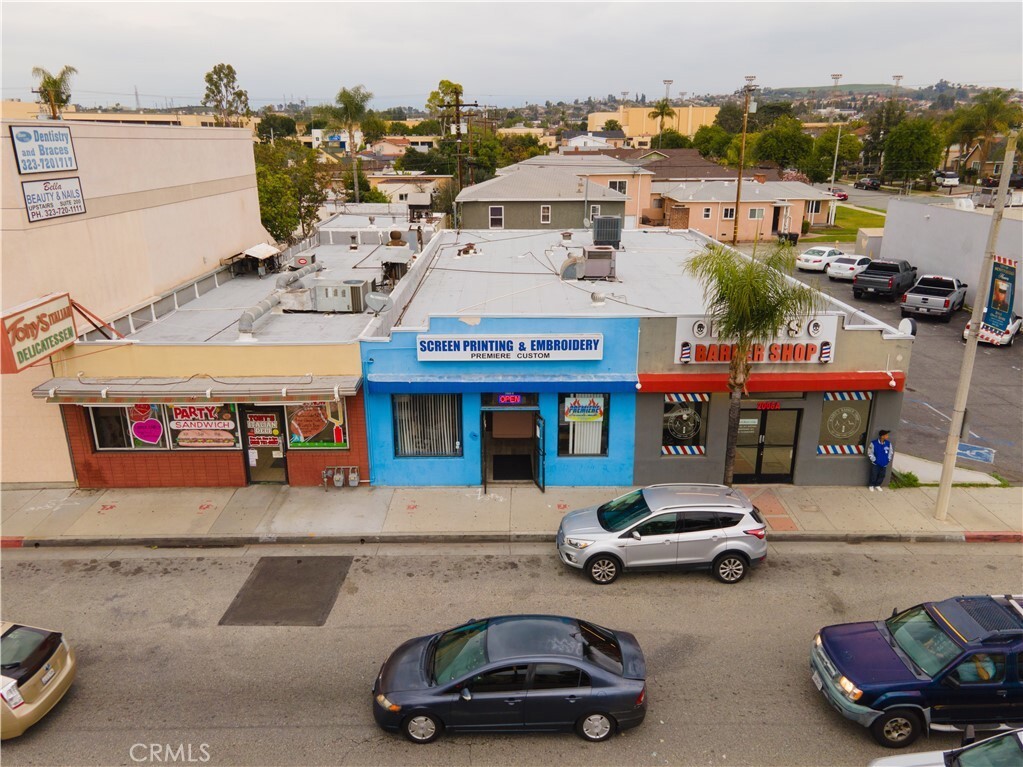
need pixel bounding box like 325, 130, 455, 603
4, 1, 1021, 110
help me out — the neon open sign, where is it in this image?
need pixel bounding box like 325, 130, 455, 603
498, 393, 522, 405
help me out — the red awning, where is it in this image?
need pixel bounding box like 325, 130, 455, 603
637, 371, 905, 393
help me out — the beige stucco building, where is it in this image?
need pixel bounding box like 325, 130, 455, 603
587, 105, 720, 140
1, 119, 272, 485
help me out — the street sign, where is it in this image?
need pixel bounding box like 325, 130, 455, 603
957, 443, 996, 464
327, 133, 343, 142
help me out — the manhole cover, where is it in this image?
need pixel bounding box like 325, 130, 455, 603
220, 556, 352, 626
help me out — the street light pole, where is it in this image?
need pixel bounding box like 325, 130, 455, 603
934, 128, 1018, 520
660, 79, 673, 148
731, 75, 756, 247
828, 73, 843, 225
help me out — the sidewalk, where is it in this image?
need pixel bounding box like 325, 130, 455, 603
2, 460, 1020, 549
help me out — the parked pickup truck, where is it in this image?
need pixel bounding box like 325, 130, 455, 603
853, 260, 918, 301
900, 275, 968, 322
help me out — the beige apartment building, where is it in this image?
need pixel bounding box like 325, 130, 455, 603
587, 105, 719, 140
1, 119, 272, 485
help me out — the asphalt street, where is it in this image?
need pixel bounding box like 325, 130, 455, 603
2, 542, 1020, 767
824, 182, 974, 212
788, 253, 1023, 484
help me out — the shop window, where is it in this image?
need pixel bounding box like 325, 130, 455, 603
558, 393, 609, 457
166, 404, 241, 449
286, 401, 348, 449
817, 392, 873, 455
540, 205, 551, 224
89, 404, 169, 450
722, 207, 735, 220
661, 394, 709, 455
393, 394, 462, 457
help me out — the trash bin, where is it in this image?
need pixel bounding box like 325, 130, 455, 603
786, 232, 799, 245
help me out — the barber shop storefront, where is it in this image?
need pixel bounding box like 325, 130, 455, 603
632, 314, 910, 487
31, 377, 367, 488
362, 317, 639, 489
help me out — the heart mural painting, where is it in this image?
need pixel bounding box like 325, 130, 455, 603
132, 418, 164, 445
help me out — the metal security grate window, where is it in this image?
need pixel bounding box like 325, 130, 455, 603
393, 394, 462, 457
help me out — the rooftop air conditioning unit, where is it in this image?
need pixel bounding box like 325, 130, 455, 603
582, 245, 616, 279
312, 279, 368, 313
592, 215, 623, 249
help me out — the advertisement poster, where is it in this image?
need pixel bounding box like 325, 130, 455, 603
246, 413, 281, 447
168, 404, 240, 449
563, 396, 605, 422
22, 177, 86, 223
287, 402, 348, 448
9, 125, 78, 174
126, 403, 167, 448
983, 256, 1017, 334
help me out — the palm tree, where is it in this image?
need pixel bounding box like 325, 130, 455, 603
648, 98, 676, 148
951, 108, 982, 180
31, 65, 78, 119
970, 89, 1023, 178
317, 85, 373, 203
684, 243, 821, 486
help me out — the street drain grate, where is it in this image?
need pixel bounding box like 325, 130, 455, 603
219, 556, 352, 626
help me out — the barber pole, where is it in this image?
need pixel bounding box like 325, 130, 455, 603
679, 341, 692, 364
818, 340, 832, 363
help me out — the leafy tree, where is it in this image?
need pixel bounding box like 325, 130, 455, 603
602, 119, 622, 132
396, 147, 456, 175
411, 119, 441, 136
425, 79, 463, 134
883, 118, 943, 185
949, 107, 982, 172
970, 88, 1023, 174
749, 102, 794, 131
379, 107, 407, 120
724, 132, 759, 169
255, 165, 298, 243
316, 85, 373, 202
254, 139, 330, 240
31, 65, 78, 119
648, 98, 676, 146
684, 243, 820, 486
256, 113, 297, 143
500, 134, 546, 165
751, 116, 812, 169
388, 121, 411, 136
650, 129, 694, 149
863, 101, 906, 174
202, 63, 250, 127
802, 126, 863, 183
340, 166, 387, 203
360, 112, 388, 144
714, 101, 745, 133
693, 124, 733, 158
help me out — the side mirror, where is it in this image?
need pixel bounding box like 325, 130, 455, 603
631, 530, 642, 541
961, 284, 968, 289
460, 688, 472, 702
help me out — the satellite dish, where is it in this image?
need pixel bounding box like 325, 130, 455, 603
364, 292, 394, 315
898, 317, 917, 336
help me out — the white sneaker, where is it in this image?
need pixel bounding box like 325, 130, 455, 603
877, 487, 883, 492
869, 486, 875, 492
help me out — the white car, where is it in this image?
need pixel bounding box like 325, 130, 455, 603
934, 170, 960, 188
963, 314, 1022, 346
828, 256, 872, 281
868, 727, 1022, 767
796, 246, 845, 272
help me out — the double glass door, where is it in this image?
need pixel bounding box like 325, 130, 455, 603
734, 409, 800, 483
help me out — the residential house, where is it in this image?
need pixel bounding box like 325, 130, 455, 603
455, 167, 626, 229
958, 136, 1021, 181
559, 130, 627, 151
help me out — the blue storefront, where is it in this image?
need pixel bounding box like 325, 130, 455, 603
362, 315, 639, 488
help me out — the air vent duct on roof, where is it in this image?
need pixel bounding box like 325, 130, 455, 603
592, 215, 622, 249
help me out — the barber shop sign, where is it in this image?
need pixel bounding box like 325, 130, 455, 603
674, 315, 839, 365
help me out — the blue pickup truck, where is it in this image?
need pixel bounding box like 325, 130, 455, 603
810, 594, 1023, 748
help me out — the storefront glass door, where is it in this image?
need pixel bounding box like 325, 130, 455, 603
241, 406, 288, 484
734, 409, 800, 483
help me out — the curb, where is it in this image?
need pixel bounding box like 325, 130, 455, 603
6, 531, 1021, 549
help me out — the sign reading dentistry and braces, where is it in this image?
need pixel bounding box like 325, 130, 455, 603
417, 334, 604, 361
1, 293, 78, 373
22, 177, 86, 222
674, 315, 839, 365
9, 125, 78, 175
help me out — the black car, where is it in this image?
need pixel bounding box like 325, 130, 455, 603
372, 615, 647, 743
854, 177, 882, 190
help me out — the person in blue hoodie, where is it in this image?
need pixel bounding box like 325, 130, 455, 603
866, 429, 894, 491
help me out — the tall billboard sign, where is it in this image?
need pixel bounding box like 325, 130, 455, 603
978, 255, 1018, 343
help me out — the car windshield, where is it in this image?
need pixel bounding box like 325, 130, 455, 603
886, 606, 962, 677
578, 620, 624, 676
952, 732, 1023, 767
1, 626, 49, 669
834, 257, 857, 265
431, 620, 489, 684
597, 489, 652, 532
803, 249, 827, 256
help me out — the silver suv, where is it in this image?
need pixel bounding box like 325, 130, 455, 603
556, 484, 767, 585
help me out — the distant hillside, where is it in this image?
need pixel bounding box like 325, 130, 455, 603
767, 84, 901, 95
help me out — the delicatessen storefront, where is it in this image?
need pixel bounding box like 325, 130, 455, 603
31, 376, 366, 488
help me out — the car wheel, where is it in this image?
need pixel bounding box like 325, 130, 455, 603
586, 554, 622, 585
828, 275, 836, 281
870, 708, 922, 749
853, 289, 863, 299
403, 712, 443, 744
576, 712, 616, 742
712, 552, 749, 584
900, 309, 909, 318
941, 312, 952, 323
1007, 332, 1015, 347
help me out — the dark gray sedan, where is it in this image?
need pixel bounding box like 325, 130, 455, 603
372, 615, 647, 744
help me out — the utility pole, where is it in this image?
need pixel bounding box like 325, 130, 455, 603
935, 129, 1018, 520
828, 73, 843, 225
891, 74, 903, 100
731, 75, 756, 247
440, 91, 479, 193
660, 79, 673, 148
